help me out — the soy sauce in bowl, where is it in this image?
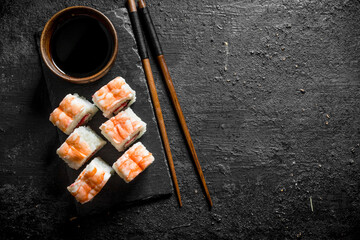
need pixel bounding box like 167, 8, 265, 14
41, 6, 118, 84
50, 15, 114, 78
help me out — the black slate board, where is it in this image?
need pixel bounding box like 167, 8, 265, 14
38, 8, 172, 215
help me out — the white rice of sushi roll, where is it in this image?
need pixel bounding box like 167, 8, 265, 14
56, 126, 106, 170
90, 157, 114, 176
66, 94, 98, 133
100, 108, 146, 152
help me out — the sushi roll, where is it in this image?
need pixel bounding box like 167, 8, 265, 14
92, 76, 136, 118
56, 126, 106, 170
49, 93, 98, 135
100, 108, 146, 152
67, 157, 113, 204
112, 142, 154, 183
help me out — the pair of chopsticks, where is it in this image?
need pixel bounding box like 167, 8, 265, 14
127, 0, 213, 208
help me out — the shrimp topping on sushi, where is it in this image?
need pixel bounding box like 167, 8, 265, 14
50, 94, 98, 135
57, 127, 106, 170
92, 77, 136, 118
67, 157, 113, 204
112, 142, 154, 183
100, 108, 146, 152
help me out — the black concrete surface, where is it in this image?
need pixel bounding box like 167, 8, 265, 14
1, 0, 360, 239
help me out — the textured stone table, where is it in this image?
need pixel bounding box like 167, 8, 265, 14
1, 0, 360, 239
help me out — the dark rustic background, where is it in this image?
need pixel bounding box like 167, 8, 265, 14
1, 0, 360, 239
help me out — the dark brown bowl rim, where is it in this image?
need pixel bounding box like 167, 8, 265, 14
40, 6, 118, 84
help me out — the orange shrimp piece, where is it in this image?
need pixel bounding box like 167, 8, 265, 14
127, 144, 154, 170
107, 77, 125, 91
57, 142, 86, 163
68, 164, 108, 204
103, 111, 141, 144
115, 125, 129, 140
112, 143, 154, 183
113, 157, 142, 182
95, 86, 118, 111
57, 133, 92, 163
108, 77, 131, 99
102, 121, 123, 144
66, 134, 92, 156
113, 114, 136, 133
49, 108, 73, 133
49, 94, 86, 134
93, 77, 133, 114
112, 117, 132, 139
58, 95, 84, 118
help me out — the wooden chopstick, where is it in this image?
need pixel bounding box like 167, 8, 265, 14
137, 0, 213, 208
127, 0, 182, 207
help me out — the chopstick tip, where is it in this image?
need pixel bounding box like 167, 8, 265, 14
176, 192, 182, 207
